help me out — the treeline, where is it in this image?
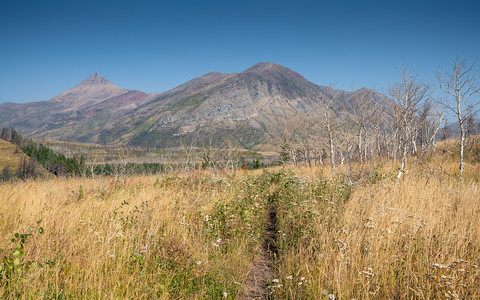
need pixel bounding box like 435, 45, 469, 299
1, 128, 85, 178
20, 143, 85, 176
2, 128, 270, 180
1, 128, 30, 146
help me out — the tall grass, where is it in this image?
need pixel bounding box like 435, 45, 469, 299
0, 171, 272, 298
0, 154, 479, 298
270, 160, 480, 299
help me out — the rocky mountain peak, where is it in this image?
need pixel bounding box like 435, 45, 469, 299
78, 72, 111, 86
242, 62, 283, 74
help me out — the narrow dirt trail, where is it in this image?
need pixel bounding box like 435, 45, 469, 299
238, 204, 278, 299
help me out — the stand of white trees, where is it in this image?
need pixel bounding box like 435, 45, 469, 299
278, 58, 479, 178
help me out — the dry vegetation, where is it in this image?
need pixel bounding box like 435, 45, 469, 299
0, 171, 269, 298
0, 143, 479, 299
271, 158, 480, 299
0, 139, 23, 171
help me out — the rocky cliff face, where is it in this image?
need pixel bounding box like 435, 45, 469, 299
0, 63, 388, 149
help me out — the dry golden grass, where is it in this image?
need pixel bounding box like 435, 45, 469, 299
0, 139, 24, 170
0, 171, 269, 298
1, 151, 479, 299
339, 172, 480, 298
269, 158, 480, 299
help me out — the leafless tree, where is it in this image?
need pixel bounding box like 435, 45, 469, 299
343, 89, 379, 163
276, 114, 318, 166
436, 57, 480, 175
223, 139, 239, 174
179, 137, 197, 172
88, 158, 97, 181
440, 119, 452, 141
201, 138, 220, 172
465, 110, 479, 152
422, 105, 444, 153
316, 86, 342, 175
389, 68, 430, 179
17, 156, 40, 179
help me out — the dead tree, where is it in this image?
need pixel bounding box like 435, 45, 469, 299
316, 87, 341, 176
389, 68, 430, 180
415, 103, 444, 154
276, 114, 316, 166
223, 139, 239, 174
343, 89, 379, 163
436, 57, 480, 175
180, 137, 197, 172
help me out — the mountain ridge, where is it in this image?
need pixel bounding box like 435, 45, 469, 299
0, 63, 388, 149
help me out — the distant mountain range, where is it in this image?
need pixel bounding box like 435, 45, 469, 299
0, 63, 388, 149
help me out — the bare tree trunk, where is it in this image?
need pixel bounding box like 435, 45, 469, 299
459, 104, 465, 175
328, 125, 335, 176
397, 143, 408, 179
358, 129, 363, 163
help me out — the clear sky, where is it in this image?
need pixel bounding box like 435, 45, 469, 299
1, 0, 479, 103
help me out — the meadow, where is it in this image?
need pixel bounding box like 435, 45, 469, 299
0, 147, 479, 299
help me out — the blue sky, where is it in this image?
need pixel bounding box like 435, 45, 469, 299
1, 0, 479, 103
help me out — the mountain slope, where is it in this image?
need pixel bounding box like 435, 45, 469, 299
0, 73, 149, 142
0, 63, 389, 149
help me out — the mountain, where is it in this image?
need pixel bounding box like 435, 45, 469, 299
0, 72, 149, 143
0, 63, 388, 149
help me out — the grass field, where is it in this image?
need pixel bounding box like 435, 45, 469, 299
0, 147, 479, 299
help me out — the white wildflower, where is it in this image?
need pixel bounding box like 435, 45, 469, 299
432, 263, 449, 269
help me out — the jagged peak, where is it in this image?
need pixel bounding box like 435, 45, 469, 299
78, 72, 111, 86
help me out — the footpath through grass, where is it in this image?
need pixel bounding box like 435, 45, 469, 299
1, 165, 479, 299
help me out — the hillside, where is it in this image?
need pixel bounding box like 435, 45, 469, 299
0, 139, 24, 170
0, 63, 389, 149
0, 139, 51, 179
